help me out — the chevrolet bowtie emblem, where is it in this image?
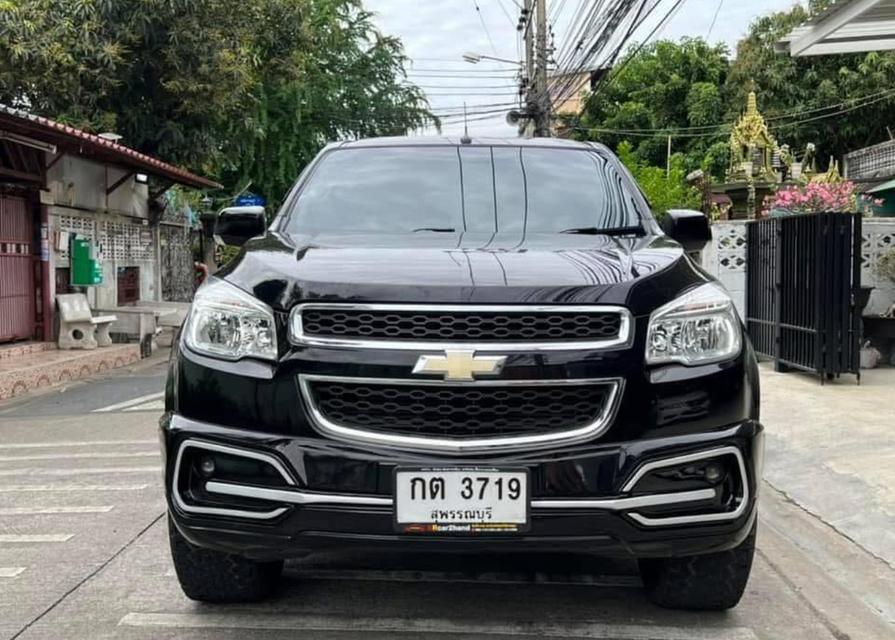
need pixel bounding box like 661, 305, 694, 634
412, 350, 507, 381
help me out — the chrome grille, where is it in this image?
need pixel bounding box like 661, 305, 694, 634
292, 304, 629, 349
300, 377, 620, 450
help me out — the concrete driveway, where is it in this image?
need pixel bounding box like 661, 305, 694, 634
0, 357, 892, 639
760, 363, 895, 571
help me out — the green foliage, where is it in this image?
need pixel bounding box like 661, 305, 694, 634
571, 0, 895, 213
575, 38, 731, 170
617, 142, 700, 217
701, 142, 730, 182
726, 2, 895, 165
0, 0, 436, 205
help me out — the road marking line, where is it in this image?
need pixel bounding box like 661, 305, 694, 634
93, 392, 164, 413
0, 466, 159, 477
123, 400, 165, 412
0, 567, 25, 578
0, 451, 158, 462
0, 534, 73, 543
0, 440, 157, 450
0, 506, 114, 515
0, 484, 150, 493
118, 613, 760, 639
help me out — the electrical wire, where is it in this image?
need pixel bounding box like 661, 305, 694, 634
471, 0, 500, 56
494, 0, 517, 28
581, 87, 895, 134
411, 84, 523, 90
706, 0, 724, 41
592, 0, 685, 96
556, 0, 647, 99
550, 0, 570, 23
406, 67, 520, 73
424, 91, 522, 96
552, 0, 657, 110
566, 88, 895, 139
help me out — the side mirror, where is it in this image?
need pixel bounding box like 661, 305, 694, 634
661, 209, 711, 253
214, 206, 266, 247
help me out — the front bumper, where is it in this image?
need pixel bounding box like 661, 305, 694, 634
162, 413, 763, 562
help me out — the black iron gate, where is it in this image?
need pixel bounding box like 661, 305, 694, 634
745, 212, 862, 382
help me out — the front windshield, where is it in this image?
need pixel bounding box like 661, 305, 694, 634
284, 146, 644, 235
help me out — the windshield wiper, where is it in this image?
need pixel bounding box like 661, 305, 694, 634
560, 225, 645, 237
413, 227, 456, 233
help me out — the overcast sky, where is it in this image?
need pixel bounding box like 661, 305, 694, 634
364, 0, 806, 137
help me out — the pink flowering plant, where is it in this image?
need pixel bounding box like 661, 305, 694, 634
762, 181, 882, 217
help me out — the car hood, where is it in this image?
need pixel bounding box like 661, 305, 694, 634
217, 232, 707, 316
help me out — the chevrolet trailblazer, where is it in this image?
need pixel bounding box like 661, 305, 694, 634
162, 137, 763, 610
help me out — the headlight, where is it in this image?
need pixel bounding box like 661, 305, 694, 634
183, 278, 277, 362
646, 282, 742, 366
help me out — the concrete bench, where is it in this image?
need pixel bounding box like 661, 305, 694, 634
95, 302, 191, 350
56, 294, 118, 350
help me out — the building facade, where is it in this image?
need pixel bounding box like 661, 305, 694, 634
0, 105, 219, 344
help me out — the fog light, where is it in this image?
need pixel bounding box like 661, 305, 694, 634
199, 457, 216, 477
705, 463, 723, 483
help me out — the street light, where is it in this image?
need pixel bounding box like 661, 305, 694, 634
462, 52, 522, 66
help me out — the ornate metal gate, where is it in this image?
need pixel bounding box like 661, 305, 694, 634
159, 222, 195, 302
0, 195, 35, 342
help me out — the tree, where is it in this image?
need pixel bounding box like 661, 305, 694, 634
574, 38, 731, 170
616, 141, 700, 217
0, 0, 435, 203
221, 1, 436, 205
726, 1, 895, 166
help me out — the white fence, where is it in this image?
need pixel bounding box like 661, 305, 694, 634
700, 219, 895, 317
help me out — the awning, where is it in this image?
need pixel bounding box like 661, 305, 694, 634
0, 104, 222, 190
776, 0, 895, 57
866, 177, 895, 193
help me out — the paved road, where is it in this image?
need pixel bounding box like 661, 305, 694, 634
0, 357, 892, 640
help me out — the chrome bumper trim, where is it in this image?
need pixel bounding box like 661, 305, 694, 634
205, 481, 394, 507
622, 446, 750, 527
298, 374, 624, 455
289, 303, 634, 352
172, 439, 297, 521
532, 488, 717, 511
204, 481, 716, 512
173, 440, 750, 527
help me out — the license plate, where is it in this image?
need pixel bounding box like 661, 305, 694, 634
394, 468, 530, 535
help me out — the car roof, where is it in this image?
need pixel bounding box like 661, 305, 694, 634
334, 136, 607, 152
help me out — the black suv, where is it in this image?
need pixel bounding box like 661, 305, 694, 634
163, 137, 763, 611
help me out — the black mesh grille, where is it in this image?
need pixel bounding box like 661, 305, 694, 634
300, 308, 623, 342
309, 381, 613, 439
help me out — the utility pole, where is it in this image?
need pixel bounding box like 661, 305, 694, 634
521, 0, 535, 137
666, 135, 672, 178
520, 0, 550, 138
534, 0, 550, 137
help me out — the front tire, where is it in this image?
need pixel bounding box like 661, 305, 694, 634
168, 516, 283, 603
639, 522, 756, 611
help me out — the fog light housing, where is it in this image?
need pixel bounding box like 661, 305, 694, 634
629, 457, 733, 495
199, 457, 216, 477
704, 463, 723, 483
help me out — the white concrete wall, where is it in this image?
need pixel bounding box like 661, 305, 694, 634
45, 154, 158, 310
47, 155, 106, 211
46, 156, 149, 217
863, 220, 895, 315
700, 219, 895, 317
701, 221, 747, 317
107, 166, 150, 218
